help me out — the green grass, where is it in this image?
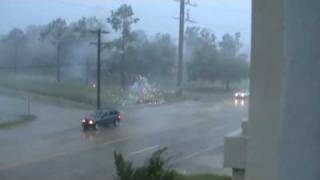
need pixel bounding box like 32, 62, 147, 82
0, 75, 189, 108
177, 174, 231, 180
0, 75, 239, 108
0, 114, 36, 129
162, 91, 188, 103
186, 80, 249, 94
0, 76, 124, 107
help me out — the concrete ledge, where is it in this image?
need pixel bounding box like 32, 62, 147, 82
224, 133, 247, 169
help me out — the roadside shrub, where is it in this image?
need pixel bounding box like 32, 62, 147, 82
114, 147, 177, 180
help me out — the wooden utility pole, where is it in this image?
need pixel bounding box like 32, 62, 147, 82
13, 43, 18, 77
27, 95, 31, 115
85, 58, 90, 85
175, 0, 196, 95
90, 29, 108, 110
177, 0, 185, 95
57, 43, 61, 82
120, 34, 126, 89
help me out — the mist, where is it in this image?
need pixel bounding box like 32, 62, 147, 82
0, 1, 251, 179
0, 0, 251, 49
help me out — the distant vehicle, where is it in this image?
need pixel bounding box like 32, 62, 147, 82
234, 90, 249, 100
81, 109, 122, 130
234, 91, 249, 107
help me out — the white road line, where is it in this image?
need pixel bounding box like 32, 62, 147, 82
211, 124, 228, 132
100, 137, 130, 146
129, 145, 160, 156
171, 125, 231, 164
172, 143, 224, 164
225, 129, 242, 137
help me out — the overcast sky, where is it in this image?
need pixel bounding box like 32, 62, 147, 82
0, 0, 251, 49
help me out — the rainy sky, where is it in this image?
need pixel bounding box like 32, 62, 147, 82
0, 0, 251, 49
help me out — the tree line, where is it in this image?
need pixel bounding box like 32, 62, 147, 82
0, 4, 249, 90
185, 27, 249, 90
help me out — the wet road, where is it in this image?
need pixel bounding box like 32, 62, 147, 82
0, 94, 248, 180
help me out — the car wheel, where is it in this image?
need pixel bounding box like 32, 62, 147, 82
113, 121, 118, 127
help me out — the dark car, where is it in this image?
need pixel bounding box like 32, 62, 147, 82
81, 109, 122, 130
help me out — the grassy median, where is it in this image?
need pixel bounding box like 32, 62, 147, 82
0, 114, 36, 129
0, 76, 124, 106
0, 76, 185, 107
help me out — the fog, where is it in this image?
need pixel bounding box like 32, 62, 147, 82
0, 0, 251, 49
0, 1, 251, 179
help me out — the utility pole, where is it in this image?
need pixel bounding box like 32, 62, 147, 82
90, 29, 108, 110
57, 43, 61, 82
177, 0, 185, 95
120, 34, 126, 89
175, 0, 196, 95
13, 43, 17, 77
26, 95, 31, 115
85, 58, 90, 85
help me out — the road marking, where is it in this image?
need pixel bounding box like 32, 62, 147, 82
100, 137, 130, 146
171, 143, 224, 164
225, 129, 242, 137
0, 137, 130, 171
171, 127, 240, 164
211, 124, 228, 132
129, 145, 160, 156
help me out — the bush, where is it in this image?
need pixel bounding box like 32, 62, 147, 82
114, 147, 177, 180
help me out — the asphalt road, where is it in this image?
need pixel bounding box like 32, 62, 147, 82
0, 94, 248, 180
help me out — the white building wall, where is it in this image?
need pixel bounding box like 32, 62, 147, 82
246, 0, 320, 180
279, 1, 320, 180
246, 0, 285, 179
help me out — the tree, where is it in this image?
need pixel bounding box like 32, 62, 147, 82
218, 33, 246, 91
107, 32, 176, 82
40, 18, 70, 82
3, 28, 27, 76
71, 17, 104, 84
71, 17, 104, 41
133, 33, 176, 77
186, 27, 219, 82
186, 28, 249, 90
219, 33, 242, 59
185, 26, 201, 47
108, 4, 139, 88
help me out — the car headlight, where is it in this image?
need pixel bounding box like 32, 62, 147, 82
82, 119, 86, 123
89, 120, 94, 125
235, 93, 239, 97
241, 93, 245, 97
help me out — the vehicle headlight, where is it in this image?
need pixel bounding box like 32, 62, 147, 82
235, 93, 239, 97
241, 93, 245, 97
82, 120, 86, 123
89, 120, 94, 125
